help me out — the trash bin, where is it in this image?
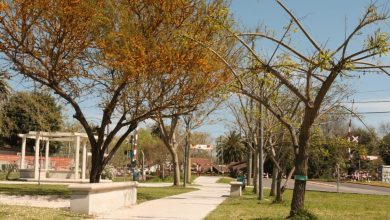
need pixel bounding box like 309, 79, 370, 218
236, 175, 246, 190
132, 170, 140, 181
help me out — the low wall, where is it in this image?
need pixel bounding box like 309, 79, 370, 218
68, 182, 138, 215
47, 170, 78, 179
19, 169, 45, 179
19, 169, 79, 179
382, 165, 390, 183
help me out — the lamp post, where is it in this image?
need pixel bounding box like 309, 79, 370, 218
183, 113, 192, 187
216, 136, 224, 176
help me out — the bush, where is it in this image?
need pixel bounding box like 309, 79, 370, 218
101, 164, 116, 180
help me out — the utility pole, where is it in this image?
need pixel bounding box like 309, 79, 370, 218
258, 101, 264, 200
336, 163, 340, 193
252, 38, 264, 200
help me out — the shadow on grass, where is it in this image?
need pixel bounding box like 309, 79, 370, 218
0, 184, 70, 198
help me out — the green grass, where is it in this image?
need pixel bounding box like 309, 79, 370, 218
0, 172, 20, 181
217, 177, 235, 184
143, 175, 198, 183
137, 186, 198, 203
206, 189, 390, 220
112, 176, 133, 182
0, 205, 89, 220
0, 183, 197, 202
0, 184, 70, 197
113, 174, 198, 183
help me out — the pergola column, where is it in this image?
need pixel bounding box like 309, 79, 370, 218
82, 141, 87, 179
21, 135, 27, 169
45, 140, 50, 171
74, 136, 80, 179
34, 133, 40, 179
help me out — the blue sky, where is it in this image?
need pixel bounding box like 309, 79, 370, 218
6, 0, 390, 141
195, 0, 390, 139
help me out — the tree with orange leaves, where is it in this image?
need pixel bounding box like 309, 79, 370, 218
0, 0, 235, 182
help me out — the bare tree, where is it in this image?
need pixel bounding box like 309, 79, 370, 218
195, 0, 390, 216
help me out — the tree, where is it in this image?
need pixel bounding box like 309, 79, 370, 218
216, 131, 246, 164
0, 91, 63, 148
110, 128, 167, 169
379, 134, 390, 165
198, 0, 390, 216
228, 94, 258, 190
146, 0, 234, 185
309, 132, 355, 179
0, 0, 234, 182
0, 74, 10, 100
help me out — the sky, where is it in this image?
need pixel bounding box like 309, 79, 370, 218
194, 0, 390, 139
5, 0, 390, 142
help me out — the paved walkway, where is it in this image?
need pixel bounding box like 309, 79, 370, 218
97, 176, 230, 220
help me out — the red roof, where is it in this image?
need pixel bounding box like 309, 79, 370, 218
191, 157, 214, 171
0, 154, 73, 169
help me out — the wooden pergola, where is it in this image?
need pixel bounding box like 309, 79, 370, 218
18, 131, 91, 181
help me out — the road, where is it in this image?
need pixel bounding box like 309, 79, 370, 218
261, 178, 390, 196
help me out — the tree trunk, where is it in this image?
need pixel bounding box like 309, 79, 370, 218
171, 150, 181, 186
247, 148, 253, 186
252, 149, 259, 193
270, 165, 278, 196
90, 148, 104, 183
282, 166, 295, 193
275, 170, 283, 202
290, 137, 309, 216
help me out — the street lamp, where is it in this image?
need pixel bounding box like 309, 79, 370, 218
183, 113, 192, 187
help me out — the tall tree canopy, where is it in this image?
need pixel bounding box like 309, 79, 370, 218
216, 131, 246, 164
0, 0, 235, 182
0, 91, 63, 147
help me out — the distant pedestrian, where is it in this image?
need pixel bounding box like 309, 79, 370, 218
236, 171, 246, 191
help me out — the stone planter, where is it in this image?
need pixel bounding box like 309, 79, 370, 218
230, 181, 242, 197
68, 182, 138, 215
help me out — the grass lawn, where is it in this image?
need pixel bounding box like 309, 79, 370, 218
0, 205, 89, 220
206, 189, 390, 220
0, 183, 197, 202
0, 184, 197, 219
0, 183, 70, 197
0, 172, 19, 181
143, 175, 198, 184
114, 175, 198, 183
217, 177, 235, 184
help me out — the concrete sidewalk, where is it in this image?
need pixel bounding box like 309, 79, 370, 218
97, 176, 230, 220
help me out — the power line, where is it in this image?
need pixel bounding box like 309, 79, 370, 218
329, 111, 390, 115
341, 100, 390, 103
355, 88, 390, 93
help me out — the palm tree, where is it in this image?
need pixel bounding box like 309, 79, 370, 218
216, 131, 246, 164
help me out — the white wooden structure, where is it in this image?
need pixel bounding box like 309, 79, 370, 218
18, 131, 91, 181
